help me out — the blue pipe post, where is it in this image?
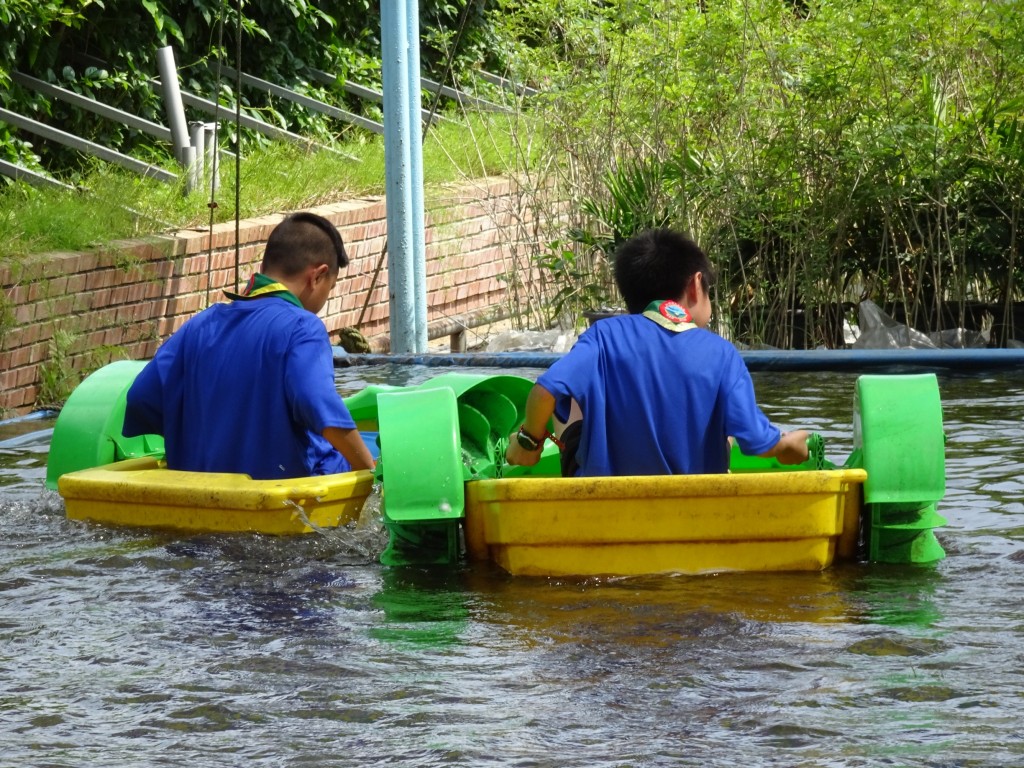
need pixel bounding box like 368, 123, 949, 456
380, 1, 428, 353
406, 0, 428, 347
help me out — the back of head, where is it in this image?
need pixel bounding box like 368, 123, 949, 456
262, 212, 349, 277
613, 228, 715, 314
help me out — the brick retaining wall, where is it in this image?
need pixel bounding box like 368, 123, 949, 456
0, 176, 549, 414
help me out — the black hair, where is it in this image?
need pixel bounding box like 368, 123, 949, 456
262, 212, 349, 276
613, 228, 716, 314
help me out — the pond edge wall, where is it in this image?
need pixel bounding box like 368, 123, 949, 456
0, 175, 553, 415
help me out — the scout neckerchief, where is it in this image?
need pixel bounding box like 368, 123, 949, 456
642, 300, 698, 332
223, 273, 302, 308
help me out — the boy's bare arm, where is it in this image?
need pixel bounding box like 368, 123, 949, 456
758, 429, 811, 465
323, 426, 377, 470
505, 384, 557, 467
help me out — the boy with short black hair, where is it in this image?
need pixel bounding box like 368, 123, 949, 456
506, 228, 809, 475
123, 212, 376, 479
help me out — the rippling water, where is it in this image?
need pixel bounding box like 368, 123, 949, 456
2, 366, 1023, 767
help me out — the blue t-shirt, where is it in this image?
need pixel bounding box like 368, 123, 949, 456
123, 297, 355, 479
538, 315, 780, 476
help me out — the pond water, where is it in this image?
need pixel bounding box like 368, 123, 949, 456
2, 365, 1023, 767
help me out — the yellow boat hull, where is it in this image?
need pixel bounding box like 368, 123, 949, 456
58, 457, 376, 535
464, 469, 867, 577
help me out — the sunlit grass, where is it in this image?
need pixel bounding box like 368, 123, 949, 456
0, 111, 540, 259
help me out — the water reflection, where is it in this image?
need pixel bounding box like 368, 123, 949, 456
371, 568, 470, 647
836, 563, 945, 628
465, 569, 858, 639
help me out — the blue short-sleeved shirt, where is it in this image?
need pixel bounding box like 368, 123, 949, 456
538, 315, 780, 476
123, 297, 355, 479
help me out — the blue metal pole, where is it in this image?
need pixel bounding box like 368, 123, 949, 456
406, 0, 428, 350
380, 1, 421, 353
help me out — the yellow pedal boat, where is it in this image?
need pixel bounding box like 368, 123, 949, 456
362, 371, 945, 575
462, 469, 867, 577
58, 456, 375, 535
46, 363, 946, 575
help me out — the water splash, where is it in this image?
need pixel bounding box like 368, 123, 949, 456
284, 484, 390, 562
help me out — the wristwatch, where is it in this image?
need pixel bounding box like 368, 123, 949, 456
516, 426, 543, 451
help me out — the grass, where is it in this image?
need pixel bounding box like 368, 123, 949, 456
0, 111, 540, 259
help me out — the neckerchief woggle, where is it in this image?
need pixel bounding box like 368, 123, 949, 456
223, 273, 302, 308
642, 300, 698, 332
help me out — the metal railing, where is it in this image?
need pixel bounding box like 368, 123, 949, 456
0, 50, 537, 193
0, 106, 177, 184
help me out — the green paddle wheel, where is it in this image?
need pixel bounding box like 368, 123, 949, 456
44, 360, 164, 490
845, 374, 947, 563
343, 373, 560, 566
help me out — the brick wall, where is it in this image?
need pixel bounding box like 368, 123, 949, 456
0, 176, 549, 414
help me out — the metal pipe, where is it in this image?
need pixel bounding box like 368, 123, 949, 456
204, 122, 220, 194
155, 46, 191, 165
183, 145, 199, 194
0, 409, 58, 426
0, 158, 74, 190
170, 87, 354, 158
477, 69, 541, 98
188, 122, 205, 193
12, 71, 174, 142
308, 68, 446, 125
380, 0, 418, 354
406, 0, 428, 350
0, 107, 177, 183
218, 65, 384, 135
420, 76, 508, 113
337, 348, 1024, 373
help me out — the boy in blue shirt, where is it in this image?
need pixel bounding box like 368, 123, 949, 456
506, 228, 809, 476
123, 212, 376, 479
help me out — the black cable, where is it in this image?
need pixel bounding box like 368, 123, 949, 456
206, 0, 228, 305
234, 0, 242, 289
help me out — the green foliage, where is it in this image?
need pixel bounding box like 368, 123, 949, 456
0, 1, 497, 175
422, 111, 534, 182
0, 292, 15, 350
35, 327, 126, 408
491, 0, 1024, 347
4, 0, 1023, 348
534, 239, 613, 328
572, 158, 676, 264
536, 158, 679, 321
36, 326, 79, 407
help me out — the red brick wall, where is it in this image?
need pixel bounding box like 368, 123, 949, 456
0, 176, 546, 414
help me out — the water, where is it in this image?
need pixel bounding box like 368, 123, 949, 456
2, 366, 1023, 767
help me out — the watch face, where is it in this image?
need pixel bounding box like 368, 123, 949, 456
517, 430, 539, 450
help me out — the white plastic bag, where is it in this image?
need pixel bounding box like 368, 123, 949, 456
852, 300, 938, 350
